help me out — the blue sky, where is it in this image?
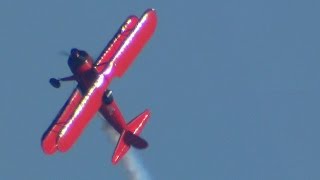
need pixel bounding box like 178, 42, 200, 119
1, 0, 320, 179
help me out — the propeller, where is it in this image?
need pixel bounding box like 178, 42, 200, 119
49, 49, 80, 88
59, 50, 70, 57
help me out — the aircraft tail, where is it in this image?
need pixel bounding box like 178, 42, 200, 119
112, 109, 151, 164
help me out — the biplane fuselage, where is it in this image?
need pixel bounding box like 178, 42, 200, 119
41, 9, 157, 165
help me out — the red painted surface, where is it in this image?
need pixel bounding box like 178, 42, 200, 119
99, 101, 127, 134
41, 9, 157, 164
94, 15, 139, 73
41, 88, 83, 154
111, 110, 151, 164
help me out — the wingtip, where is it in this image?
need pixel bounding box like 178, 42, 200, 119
41, 140, 58, 155
148, 8, 156, 12
41, 132, 59, 155
144, 8, 157, 18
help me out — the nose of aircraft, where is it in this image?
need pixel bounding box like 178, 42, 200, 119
70, 48, 79, 58
70, 48, 87, 61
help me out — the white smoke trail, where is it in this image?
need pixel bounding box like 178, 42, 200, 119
102, 120, 152, 180
123, 148, 151, 180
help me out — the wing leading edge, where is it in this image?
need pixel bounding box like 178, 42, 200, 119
94, 9, 157, 77
94, 16, 139, 73
109, 9, 157, 77
41, 88, 83, 154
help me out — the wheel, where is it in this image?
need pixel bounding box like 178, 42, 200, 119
103, 90, 114, 105
49, 78, 60, 88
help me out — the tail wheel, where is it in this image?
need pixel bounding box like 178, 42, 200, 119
103, 89, 114, 105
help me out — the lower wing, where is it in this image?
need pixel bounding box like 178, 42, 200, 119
110, 9, 157, 78
41, 88, 83, 154
56, 77, 111, 152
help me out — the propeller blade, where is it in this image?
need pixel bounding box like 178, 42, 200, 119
58, 50, 69, 57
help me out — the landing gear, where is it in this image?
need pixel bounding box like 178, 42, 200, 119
49, 76, 75, 89
49, 78, 61, 88
103, 90, 114, 105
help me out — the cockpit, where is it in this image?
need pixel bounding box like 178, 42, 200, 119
68, 48, 94, 74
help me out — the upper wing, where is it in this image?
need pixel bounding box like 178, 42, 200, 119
41, 87, 83, 154
94, 15, 139, 73
95, 8, 157, 77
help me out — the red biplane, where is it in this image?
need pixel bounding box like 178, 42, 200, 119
41, 9, 157, 165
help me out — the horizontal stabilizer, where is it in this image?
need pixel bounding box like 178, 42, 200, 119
127, 109, 150, 135
112, 131, 130, 164
41, 88, 83, 155
112, 109, 151, 164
